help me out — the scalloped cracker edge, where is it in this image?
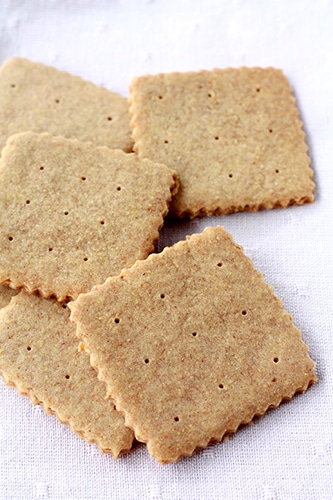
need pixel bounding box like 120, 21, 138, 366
0, 284, 18, 309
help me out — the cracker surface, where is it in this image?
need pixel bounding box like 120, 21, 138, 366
130, 67, 315, 217
0, 57, 133, 153
0, 292, 134, 457
0, 132, 178, 300
70, 226, 316, 464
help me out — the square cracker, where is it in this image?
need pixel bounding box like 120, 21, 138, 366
130, 67, 315, 217
0, 57, 133, 153
0, 132, 178, 301
0, 292, 134, 457
70, 226, 317, 464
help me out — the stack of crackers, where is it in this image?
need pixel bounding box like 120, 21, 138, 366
0, 58, 316, 464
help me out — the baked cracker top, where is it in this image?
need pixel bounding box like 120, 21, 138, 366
70, 226, 316, 464
0, 292, 134, 457
0, 57, 133, 153
130, 67, 315, 217
0, 132, 178, 301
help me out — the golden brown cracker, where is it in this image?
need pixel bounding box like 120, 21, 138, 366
0, 57, 133, 153
130, 67, 315, 217
0, 132, 178, 301
70, 226, 316, 464
0, 291, 134, 457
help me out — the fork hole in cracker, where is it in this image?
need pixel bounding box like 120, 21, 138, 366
65, 374, 70, 380
228, 173, 233, 178
49, 247, 53, 252
64, 211, 69, 215
107, 116, 112, 121
27, 346, 32, 351
273, 357, 279, 363
269, 129, 273, 133
242, 310, 247, 316
39, 166, 44, 171
164, 140, 169, 144
214, 136, 219, 140
275, 169, 280, 174
256, 87, 261, 92
116, 186, 122, 191
144, 358, 150, 364
55, 99, 60, 103
114, 318, 120, 324
83, 257, 88, 261
218, 383, 224, 390
174, 416, 180, 422
100, 220, 105, 225
217, 262, 223, 267
81, 176, 86, 181
26, 200, 30, 204
272, 378, 277, 383
191, 332, 197, 337
158, 95, 163, 100
160, 293, 165, 299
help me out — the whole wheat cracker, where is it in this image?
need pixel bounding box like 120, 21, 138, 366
0, 132, 178, 301
0, 291, 134, 457
129, 67, 315, 218
70, 226, 316, 464
0, 57, 133, 153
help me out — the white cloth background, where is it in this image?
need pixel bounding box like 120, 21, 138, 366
0, 1, 332, 499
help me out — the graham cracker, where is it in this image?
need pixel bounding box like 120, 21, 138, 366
0, 291, 134, 457
0, 57, 133, 153
0, 284, 17, 309
129, 67, 315, 217
0, 132, 178, 301
70, 226, 317, 464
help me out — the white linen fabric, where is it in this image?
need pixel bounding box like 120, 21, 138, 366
0, 1, 332, 498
